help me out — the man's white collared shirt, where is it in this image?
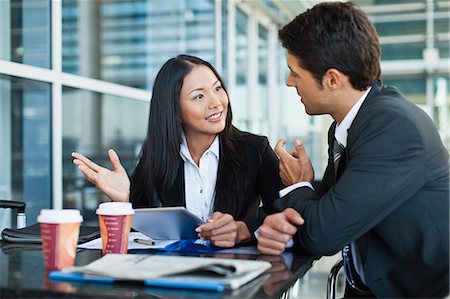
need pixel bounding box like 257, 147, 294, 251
334, 87, 371, 148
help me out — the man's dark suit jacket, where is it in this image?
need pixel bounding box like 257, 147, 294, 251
133, 132, 284, 235
275, 85, 449, 297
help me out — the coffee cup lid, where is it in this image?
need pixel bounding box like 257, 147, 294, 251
96, 202, 134, 215
37, 209, 83, 224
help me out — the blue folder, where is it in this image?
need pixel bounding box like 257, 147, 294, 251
49, 271, 228, 291
158, 239, 257, 254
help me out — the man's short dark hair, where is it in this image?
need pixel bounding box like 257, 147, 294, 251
279, 2, 381, 90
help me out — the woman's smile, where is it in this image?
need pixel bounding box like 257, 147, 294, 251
206, 111, 223, 122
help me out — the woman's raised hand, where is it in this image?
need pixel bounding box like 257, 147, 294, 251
72, 149, 130, 202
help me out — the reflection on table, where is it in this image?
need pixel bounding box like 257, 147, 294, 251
0, 241, 319, 299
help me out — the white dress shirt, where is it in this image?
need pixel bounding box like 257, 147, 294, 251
179, 134, 219, 222
334, 87, 371, 148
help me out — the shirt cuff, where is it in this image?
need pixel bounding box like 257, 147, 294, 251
279, 182, 314, 198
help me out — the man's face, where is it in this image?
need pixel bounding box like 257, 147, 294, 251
285, 53, 331, 116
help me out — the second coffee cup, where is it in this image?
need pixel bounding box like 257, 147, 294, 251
96, 202, 134, 255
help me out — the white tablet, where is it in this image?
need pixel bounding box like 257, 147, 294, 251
131, 207, 205, 240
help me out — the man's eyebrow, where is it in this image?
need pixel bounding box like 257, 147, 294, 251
288, 66, 299, 76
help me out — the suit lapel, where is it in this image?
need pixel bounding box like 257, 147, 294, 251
336, 150, 346, 180
340, 83, 382, 177
335, 84, 381, 181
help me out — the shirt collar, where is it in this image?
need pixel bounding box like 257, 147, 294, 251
180, 133, 220, 163
209, 136, 220, 159
335, 87, 372, 148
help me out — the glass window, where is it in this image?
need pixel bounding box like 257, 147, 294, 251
0, 75, 52, 225
433, 77, 450, 149
376, 19, 426, 37
257, 24, 269, 135
221, 0, 228, 82
381, 43, 425, 60
358, 0, 423, 6
62, 87, 148, 224
374, 19, 426, 60
1, 0, 51, 68
62, 0, 216, 90
233, 7, 249, 131
435, 18, 449, 57
383, 76, 426, 105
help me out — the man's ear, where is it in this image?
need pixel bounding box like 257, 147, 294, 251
322, 68, 343, 90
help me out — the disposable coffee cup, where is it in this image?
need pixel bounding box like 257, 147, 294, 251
96, 202, 134, 255
38, 209, 83, 271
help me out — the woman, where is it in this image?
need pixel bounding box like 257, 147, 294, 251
72, 55, 284, 248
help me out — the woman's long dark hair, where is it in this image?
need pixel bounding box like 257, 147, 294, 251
130, 55, 245, 213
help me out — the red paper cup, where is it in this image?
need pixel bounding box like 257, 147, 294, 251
38, 209, 83, 271
96, 202, 134, 255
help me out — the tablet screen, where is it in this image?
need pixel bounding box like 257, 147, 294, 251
131, 207, 205, 240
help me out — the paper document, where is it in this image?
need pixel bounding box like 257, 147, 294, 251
77, 232, 177, 250
52, 254, 271, 291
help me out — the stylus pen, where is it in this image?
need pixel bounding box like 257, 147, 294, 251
134, 238, 155, 246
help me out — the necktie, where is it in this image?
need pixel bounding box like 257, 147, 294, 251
333, 138, 370, 293
332, 138, 344, 175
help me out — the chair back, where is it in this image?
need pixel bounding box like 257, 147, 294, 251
0, 200, 27, 240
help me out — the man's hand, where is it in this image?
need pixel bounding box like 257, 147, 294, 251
274, 139, 314, 185
195, 212, 238, 248
257, 208, 304, 255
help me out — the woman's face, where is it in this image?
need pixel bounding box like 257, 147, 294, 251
179, 65, 229, 140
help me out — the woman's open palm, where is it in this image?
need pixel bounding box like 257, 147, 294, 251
72, 149, 130, 202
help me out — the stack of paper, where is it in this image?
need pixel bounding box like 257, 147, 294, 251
50, 254, 271, 291
77, 232, 175, 250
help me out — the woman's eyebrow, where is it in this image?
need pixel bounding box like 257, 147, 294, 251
189, 80, 220, 94
189, 87, 204, 94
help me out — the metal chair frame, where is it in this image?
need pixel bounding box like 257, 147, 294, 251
327, 258, 344, 299
0, 200, 27, 229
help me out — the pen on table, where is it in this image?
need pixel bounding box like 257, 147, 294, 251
134, 238, 155, 246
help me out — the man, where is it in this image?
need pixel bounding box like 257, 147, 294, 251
257, 2, 449, 298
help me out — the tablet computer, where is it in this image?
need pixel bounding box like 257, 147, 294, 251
131, 207, 205, 240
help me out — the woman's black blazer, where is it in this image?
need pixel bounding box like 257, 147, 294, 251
132, 131, 284, 235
